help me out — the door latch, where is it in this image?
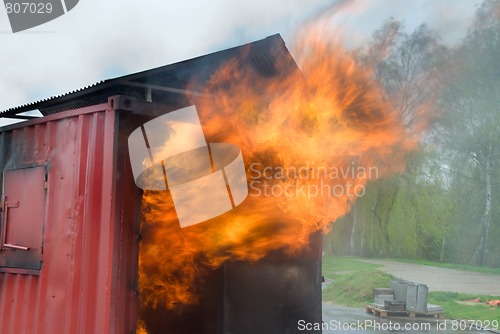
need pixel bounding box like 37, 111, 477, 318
1, 195, 29, 251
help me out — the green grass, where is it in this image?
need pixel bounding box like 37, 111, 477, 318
429, 292, 500, 322
323, 269, 395, 307
386, 258, 500, 275
322, 256, 381, 279
322, 256, 500, 321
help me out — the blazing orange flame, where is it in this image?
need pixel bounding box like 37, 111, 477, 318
138, 22, 414, 323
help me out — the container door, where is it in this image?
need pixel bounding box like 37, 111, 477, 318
0, 166, 45, 273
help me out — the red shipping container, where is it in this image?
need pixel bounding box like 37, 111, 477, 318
0, 35, 322, 334
0, 98, 141, 333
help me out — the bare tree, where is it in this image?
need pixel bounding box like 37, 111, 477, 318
348, 21, 447, 256
438, 0, 500, 265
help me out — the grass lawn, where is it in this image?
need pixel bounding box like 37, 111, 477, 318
322, 270, 395, 307
322, 256, 500, 321
429, 292, 500, 322
322, 256, 381, 278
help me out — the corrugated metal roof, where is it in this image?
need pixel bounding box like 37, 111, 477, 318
1, 34, 296, 118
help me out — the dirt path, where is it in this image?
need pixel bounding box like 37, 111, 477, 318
355, 259, 500, 296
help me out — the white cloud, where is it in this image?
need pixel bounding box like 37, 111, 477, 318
0, 0, 482, 125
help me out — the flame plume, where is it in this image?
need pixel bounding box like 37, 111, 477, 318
138, 24, 414, 321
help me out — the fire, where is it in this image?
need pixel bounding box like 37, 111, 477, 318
138, 22, 413, 326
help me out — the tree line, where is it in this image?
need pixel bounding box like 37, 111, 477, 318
325, 0, 500, 268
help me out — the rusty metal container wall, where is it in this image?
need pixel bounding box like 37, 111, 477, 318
0, 102, 139, 334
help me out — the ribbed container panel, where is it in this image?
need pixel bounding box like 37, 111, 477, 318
0, 103, 139, 334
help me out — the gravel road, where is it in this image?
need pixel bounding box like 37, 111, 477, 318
322, 303, 490, 334
355, 259, 500, 295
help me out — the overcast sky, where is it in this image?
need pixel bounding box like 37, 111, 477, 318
0, 0, 482, 126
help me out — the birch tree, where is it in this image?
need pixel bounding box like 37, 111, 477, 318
438, 0, 500, 265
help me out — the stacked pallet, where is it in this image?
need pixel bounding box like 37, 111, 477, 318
367, 280, 444, 319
